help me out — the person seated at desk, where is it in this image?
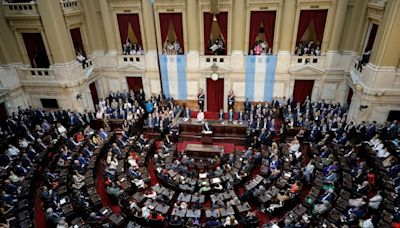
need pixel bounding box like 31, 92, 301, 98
197, 110, 205, 122
267, 190, 291, 213
223, 215, 238, 227
206, 217, 222, 227
183, 106, 191, 121
149, 211, 165, 222
228, 109, 234, 123
169, 216, 184, 227
202, 121, 213, 134
243, 211, 258, 225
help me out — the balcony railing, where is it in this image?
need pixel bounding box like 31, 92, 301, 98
290, 55, 326, 68
20, 67, 56, 82
60, 0, 80, 13
2, 1, 39, 17
118, 55, 145, 65
200, 55, 230, 68
82, 59, 93, 70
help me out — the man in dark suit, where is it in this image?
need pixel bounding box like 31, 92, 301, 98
198, 89, 205, 111
203, 121, 212, 133
366, 121, 376, 140
244, 98, 251, 114
182, 107, 191, 120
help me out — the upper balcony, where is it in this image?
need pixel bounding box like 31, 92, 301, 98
118, 55, 146, 68
19, 67, 57, 83
60, 0, 81, 15
199, 55, 231, 70
2, 0, 40, 19
290, 55, 326, 69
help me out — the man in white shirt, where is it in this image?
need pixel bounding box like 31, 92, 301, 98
197, 111, 205, 122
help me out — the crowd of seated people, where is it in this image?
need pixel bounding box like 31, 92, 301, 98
122, 39, 143, 56
1, 90, 399, 227
163, 40, 183, 55
249, 40, 273, 56
207, 37, 225, 55
0, 105, 115, 227
295, 40, 321, 56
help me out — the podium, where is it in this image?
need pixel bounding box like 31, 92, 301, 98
201, 133, 213, 144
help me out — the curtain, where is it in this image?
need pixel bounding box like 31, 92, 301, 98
117, 14, 130, 45
263, 11, 276, 48
159, 13, 171, 44
130, 14, 143, 48
117, 14, 143, 48
171, 13, 184, 52
159, 13, 184, 52
297, 10, 327, 43
365, 24, 378, 52
293, 80, 314, 103
203, 12, 213, 54
206, 78, 224, 112
22, 33, 50, 68
70, 28, 85, 56
89, 82, 99, 106
126, 77, 143, 93
313, 10, 328, 43
216, 12, 228, 54
249, 12, 264, 51
297, 10, 314, 42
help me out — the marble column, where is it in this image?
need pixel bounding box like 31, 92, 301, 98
231, 0, 246, 72
99, 0, 118, 54
81, 0, 106, 54
186, 0, 200, 69
36, 0, 75, 63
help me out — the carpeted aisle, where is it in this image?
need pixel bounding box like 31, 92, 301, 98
96, 166, 122, 214
34, 194, 48, 228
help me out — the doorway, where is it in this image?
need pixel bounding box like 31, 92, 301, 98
293, 80, 314, 104
89, 82, 99, 107
206, 78, 224, 112
126, 77, 143, 93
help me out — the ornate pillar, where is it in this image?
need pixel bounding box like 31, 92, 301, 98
36, 0, 75, 63
81, 0, 106, 54
141, 0, 157, 51
99, 0, 118, 54
276, 0, 296, 75
231, 0, 246, 72
278, 0, 296, 53
326, 0, 349, 69
328, 0, 348, 51
186, 0, 200, 69
369, 0, 400, 67
0, 9, 20, 64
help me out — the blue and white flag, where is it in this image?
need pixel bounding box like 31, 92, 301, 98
245, 55, 277, 102
159, 55, 187, 100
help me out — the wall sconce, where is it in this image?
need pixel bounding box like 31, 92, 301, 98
375, 91, 384, 97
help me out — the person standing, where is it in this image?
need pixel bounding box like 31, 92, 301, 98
228, 90, 235, 111
198, 89, 205, 111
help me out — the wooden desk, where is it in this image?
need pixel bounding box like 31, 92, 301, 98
178, 118, 248, 145
185, 144, 224, 159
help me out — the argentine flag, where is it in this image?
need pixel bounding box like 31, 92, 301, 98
245, 55, 277, 102
159, 55, 188, 100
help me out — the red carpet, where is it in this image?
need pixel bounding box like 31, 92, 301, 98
34, 194, 48, 228
96, 166, 122, 214
177, 141, 245, 154
147, 161, 159, 186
